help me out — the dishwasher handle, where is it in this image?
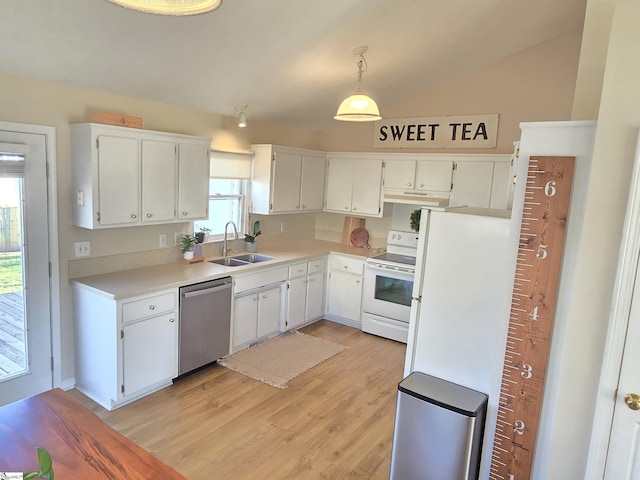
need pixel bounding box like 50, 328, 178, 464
181, 281, 232, 299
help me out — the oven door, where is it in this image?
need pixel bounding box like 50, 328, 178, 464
363, 263, 414, 322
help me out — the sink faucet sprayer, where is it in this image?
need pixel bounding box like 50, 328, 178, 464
222, 221, 239, 257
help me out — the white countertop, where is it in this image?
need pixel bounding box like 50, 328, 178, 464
71, 240, 378, 300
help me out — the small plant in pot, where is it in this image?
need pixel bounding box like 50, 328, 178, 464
410, 209, 421, 232
243, 221, 261, 253
180, 234, 197, 260
195, 226, 211, 244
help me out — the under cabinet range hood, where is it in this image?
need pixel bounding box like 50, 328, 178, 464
383, 192, 450, 207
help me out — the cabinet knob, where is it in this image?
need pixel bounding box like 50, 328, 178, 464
149, 305, 155, 310
344, 265, 349, 269
407, 183, 412, 187
253, 297, 258, 302
169, 318, 175, 323
262, 295, 267, 299
301, 205, 306, 209
146, 213, 152, 218
352, 207, 357, 211
356, 279, 360, 284
182, 211, 188, 216
419, 183, 424, 187
131, 214, 137, 219
344, 206, 349, 210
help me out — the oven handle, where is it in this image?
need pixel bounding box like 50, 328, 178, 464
366, 263, 415, 274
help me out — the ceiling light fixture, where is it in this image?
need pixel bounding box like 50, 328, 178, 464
334, 46, 382, 122
105, 0, 222, 16
235, 105, 248, 128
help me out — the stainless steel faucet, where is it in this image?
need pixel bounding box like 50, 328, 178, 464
222, 221, 239, 256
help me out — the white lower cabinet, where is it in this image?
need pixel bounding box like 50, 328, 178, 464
285, 258, 326, 330
123, 312, 178, 397
73, 286, 179, 410
232, 267, 287, 352
325, 254, 364, 326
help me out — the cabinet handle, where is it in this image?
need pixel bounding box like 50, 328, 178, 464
169, 318, 175, 323
182, 211, 188, 216
146, 213, 152, 218
149, 305, 155, 310
131, 214, 137, 219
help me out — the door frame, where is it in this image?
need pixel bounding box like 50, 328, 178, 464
586, 131, 640, 478
0, 121, 61, 389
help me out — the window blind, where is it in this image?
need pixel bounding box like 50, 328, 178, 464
209, 149, 252, 179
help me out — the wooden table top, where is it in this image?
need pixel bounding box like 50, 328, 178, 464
0, 388, 186, 479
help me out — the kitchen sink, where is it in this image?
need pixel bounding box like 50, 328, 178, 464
208, 254, 275, 267
232, 253, 274, 263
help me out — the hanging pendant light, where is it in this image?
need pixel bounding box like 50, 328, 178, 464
334, 46, 382, 122
235, 105, 248, 128
105, 0, 222, 16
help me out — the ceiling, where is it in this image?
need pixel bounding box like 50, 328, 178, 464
1, 0, 587, 130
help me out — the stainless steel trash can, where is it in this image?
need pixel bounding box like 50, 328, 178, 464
389, 372, 488, 480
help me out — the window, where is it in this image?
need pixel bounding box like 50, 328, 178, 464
194, 178, 246, 241
194, 149, 252, 241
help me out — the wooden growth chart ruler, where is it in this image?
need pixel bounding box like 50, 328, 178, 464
489, 156, 575, 479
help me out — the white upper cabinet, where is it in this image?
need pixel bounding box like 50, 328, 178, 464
251, 144, 326, 215
177, 143, 210, 220
141, 139, 177, 223
71, 123, 210, 229
449, 155, 512, 208
384, 159, 416, 190
415, 160, 454, 192
324, 155, 384, 217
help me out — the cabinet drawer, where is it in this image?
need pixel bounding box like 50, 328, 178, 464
308, 258, 326, 274
122, 292, 177, 323
288, 262, 308, 278
329, 255, 364, 275
234, 267, 288, 295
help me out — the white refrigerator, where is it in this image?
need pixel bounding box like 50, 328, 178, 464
403, 206, 517, 480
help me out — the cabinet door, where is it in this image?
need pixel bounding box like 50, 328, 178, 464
490, 162, 512, 209
287, 277, 307, 330
327, 270, 363, 322
351, 159, 383, 216
271, 151, 302, 213
178, 143, 209, 220
141, 139, 176, 223
305, 272, 324, 321
450, 161, 494, 208
233, 293, 258, 347
257, 286, 282, 338
122, 312, 178, 397
384, 159, 416, 190
324, 158, 353, 213
300, 154, 326, 211
415, 160, 454, 192
97, 135, 140, 226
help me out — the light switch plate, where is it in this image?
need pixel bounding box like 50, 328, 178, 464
74, 241, 90, 257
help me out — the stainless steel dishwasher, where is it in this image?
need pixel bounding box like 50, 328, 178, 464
178, 276, 232, 376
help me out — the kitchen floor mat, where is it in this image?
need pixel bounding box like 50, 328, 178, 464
217, 331, 347, 388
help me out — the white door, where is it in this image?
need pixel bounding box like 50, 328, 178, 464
449, 161, 494, 207
177, 143, 209, 220
605, 262, 640, 478
271, 151, 302, 213
324, 158, 353, 213
0, 130, 52, 405
141, 139, 176, 223
351, 159, 383, 216
300, 154, 326, 211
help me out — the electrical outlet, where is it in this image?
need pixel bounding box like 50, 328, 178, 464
74, 241, 90, 257
281, 222, 286, 232
159, 233, 167, 248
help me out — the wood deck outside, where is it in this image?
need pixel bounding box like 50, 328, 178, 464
0, 291, 26, 377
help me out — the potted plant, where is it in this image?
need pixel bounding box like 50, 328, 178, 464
180, 234, 197, 260
195, 226, 211, 244
24, 446, 54, 479
243, 220, 261, 253
410, 209, 421, 232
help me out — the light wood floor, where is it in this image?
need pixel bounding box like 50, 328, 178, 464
70, 320, 407, 480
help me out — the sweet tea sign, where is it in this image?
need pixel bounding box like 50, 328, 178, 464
374, 114, 498, 148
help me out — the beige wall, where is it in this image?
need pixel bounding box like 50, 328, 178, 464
548, 0, 640, 477
321, 30, 583, 153
0, 24, 584, 392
